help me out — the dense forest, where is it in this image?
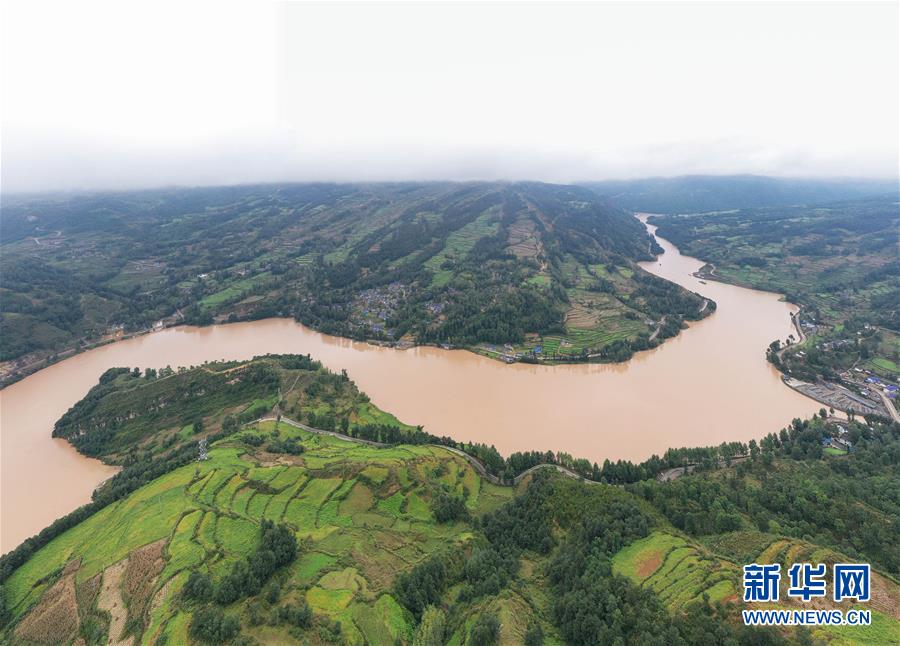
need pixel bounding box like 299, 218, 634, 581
0, 182, 710, 380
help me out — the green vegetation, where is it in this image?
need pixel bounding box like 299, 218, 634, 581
0, 181, 713, 384
2, 354, 899, 644
588, 175, 894, 214
629, 415, 900, 575
647, 196, 898, 384
0, 415, 520, 644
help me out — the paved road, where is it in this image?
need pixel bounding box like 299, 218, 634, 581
254, 415, 386, 447
877, 391, 900, 423
776, 312, 806, 360
250, 416, 597, 487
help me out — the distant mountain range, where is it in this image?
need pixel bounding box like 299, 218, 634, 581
585, 175, 898, 214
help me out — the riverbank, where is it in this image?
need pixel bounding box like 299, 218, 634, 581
1, 295, 716, 389
2, 222, 821, 552
1, 235, 716, 388
690, 258, 894, 420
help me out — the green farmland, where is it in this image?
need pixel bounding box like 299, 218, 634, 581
2, 422, 517, 645
3, 357, 899, 644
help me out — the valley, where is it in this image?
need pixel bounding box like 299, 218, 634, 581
0, 182, 709, 386
1, 354, 897, 645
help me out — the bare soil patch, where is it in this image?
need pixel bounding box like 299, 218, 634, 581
97, 558, 131, 646
636, 552, 664, 578
122, 538, 167, 638
14, 561, 80, 644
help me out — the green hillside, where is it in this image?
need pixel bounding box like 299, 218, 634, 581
586, 176, 896, 214
1, 423, 516, 645
647, 197, 898, 384
4, 418, 898, 645
2, 355, 899, 645
0, 182, 711, 384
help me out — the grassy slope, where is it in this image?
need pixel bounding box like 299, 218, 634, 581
4, 422, 516, 645
6, 421, 899, 644
614, 529, 900, 646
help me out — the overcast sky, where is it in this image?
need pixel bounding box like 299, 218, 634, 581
2, 1, 898, 193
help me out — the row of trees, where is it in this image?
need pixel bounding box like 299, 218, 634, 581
631, 418, 900, 575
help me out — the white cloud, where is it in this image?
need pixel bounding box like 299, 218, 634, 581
2, 1, 897, 192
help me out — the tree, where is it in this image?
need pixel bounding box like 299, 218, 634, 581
0, 586, 10, 628
524, 623, 544, 646
468, 613, 500, 646
277, 602, 312, 628
395, 556, 450, 619
183, 571, 213, 602
189, 606, 240, 643
413, 605, 446, 646
222, 415, 239, 434
431, 491, 468, 523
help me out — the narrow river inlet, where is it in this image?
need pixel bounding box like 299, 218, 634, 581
0, 216, 821, 552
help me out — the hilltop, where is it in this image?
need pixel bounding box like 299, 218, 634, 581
1, 355, 898, 645
0, 182, 710, 383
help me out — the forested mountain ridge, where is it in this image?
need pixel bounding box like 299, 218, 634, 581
1, 355, 898, 645
586, 175, 896, 214
0, 182, 709, 381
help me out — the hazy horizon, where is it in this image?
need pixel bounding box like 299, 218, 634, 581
2, 173, 899, 201
3, 1, 898, 193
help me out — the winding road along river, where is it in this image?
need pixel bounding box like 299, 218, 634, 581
0, 216, 821, 552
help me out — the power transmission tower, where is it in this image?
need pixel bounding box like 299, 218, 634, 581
198, 438, 208, 461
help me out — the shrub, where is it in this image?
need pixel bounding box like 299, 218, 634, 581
189, 606, 240, 643
183, 571, 213, 602
468, 613, 500, 646
277, 602, 312, 628
431, 491, 468, 523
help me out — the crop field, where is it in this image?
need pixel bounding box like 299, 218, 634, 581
104, 260, 167, 293
531, 316, 649, 358
198, 272, 271, 309
3, 418, 514, 644
504, 261, 659, 357
424, 207, 501, 286
612, 531, 739, 608
322, 203, 407, 264
506, 216, 542, 260
866, 329, 900, 379
353, 401, 415, 430
526, 274, 551, 287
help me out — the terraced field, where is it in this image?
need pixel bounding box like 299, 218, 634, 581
6, 361, 899, 644
199, 273, 272, 309
2, 421, 516, 645
423, 207, 501, 287
612, 531, 739, 609
613, 530, 900, 645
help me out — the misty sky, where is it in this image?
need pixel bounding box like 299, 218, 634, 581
2, 1, 898, 193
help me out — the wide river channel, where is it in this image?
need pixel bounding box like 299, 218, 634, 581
0, 216, 821, 552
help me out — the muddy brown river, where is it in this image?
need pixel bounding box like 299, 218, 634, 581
0, 216, 821, 552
